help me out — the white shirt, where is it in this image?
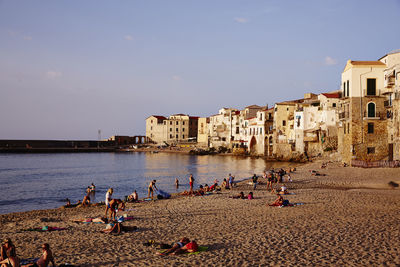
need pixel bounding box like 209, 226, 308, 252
105, 192, 112, 206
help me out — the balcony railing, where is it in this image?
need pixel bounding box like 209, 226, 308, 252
363, 89, 382, 97
363, 111, 386, 120
339, 112, 349, 119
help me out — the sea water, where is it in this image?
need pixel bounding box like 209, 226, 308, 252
0, 152, 297, 214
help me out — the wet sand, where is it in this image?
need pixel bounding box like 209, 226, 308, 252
1, 160, 400, 266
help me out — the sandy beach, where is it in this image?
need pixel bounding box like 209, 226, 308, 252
1, 159, 400, 266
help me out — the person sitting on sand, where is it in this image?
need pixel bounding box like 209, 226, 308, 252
279, 185, 289, 195
108, 199, 125, 221
204, 184, 210, 192
269, 194, 284, 206
24, 243, 55, 267
1, 238, 15, 261
156, 237, 191, 256
231, 192, 245, 199
221, 179, 229, 190
247, 192, 254, 200
0, 246, 19, 267
127, 190, 138, 202
82, 193, 91, 206
147, 180, 158, 200
105, 188, 114, 218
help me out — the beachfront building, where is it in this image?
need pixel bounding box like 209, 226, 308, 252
380, 50, 400, 160
294, 92, 340, 157
197, 117, 209, 147
145, 114, 199, 144
145, 115, 167, 144
272, 99, 304, 160
338, 59, 387, 164
208, 108, 239, 149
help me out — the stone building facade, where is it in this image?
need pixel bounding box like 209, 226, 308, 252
338, 60, 388, 164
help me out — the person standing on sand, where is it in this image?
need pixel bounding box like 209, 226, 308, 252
175, 178, 179, 188
228, 174, 234, 188
252, 174, 258, 190
147, 180, 158, 200
105, 188, 113, 218
189, 174, 194, 193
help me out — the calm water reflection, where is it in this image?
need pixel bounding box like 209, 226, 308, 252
0, 152, 298, 214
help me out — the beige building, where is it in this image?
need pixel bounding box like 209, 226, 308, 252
145, 114, 198, 144
338, 60, 387, 164
146, 115, 167, 144
380, 50, 400, 160
197, 117, 209, 147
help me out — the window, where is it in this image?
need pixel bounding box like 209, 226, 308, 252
170, 128, 172, 132
176, 121, 179, 125
343, 82, 346, 96
260, 128, 263, 134
368, 123, 374, 134
290, 125, 293, 129
259, 114, 263, 120
170, 121, 172, 125
164, 121, 166, 125
367, 147, 375, 154
333, 103, 336, 108
176, 128, 178, 131
347, 123, 350, 134
182, 135, 185, 139
268, 113, 272, 120
183, 121, 185, 125
344, 123, 346, 134
236, 127, 239, 134
367, 79, 376, 95
282, 120, 286, 126
367, 102, 376, 118
151, 120, 153, 123
176, 134, 178, 138
222, 137, 226, 141
287, 107, 289, 111
183, 128, 185, 132
169, 134, 172, 138
346, 80, 349, 96
150, 126, 153, 130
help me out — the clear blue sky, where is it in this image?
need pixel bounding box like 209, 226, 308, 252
1, 0, 399, 139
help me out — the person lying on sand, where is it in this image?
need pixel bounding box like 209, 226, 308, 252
101, 222, 137, 235
23, 243, 55, 267
247, 192, 254, 199
73, 217, 108, 224
231, 192, 245, 199
0, 246, 19, 267
156, 238, 198, 256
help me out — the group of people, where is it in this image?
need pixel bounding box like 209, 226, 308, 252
231, 191, 254, 199
0, 238, 55, 267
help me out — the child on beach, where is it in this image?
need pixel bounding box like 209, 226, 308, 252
247, 192, 254, 200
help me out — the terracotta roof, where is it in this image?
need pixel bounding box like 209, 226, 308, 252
245, 105, 262, 109
350, 61, 386, 66
321, 93, 340, 98
148, 115, 166, 120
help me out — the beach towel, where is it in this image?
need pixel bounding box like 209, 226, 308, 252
20, 258, 39, 265
21, 226, 67, 232
158, 189, 171, 199
158, 246, 208, 255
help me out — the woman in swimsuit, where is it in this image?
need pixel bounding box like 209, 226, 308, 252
147, 180, 158, 200
0, 247, 19, 267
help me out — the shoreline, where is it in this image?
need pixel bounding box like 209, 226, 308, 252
1, 160, 400, 266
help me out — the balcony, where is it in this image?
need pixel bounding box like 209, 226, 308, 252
339, 112, 349, 119
384, 100, 392, 108
363, 111, 386, 120
363, 89, 382, 97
